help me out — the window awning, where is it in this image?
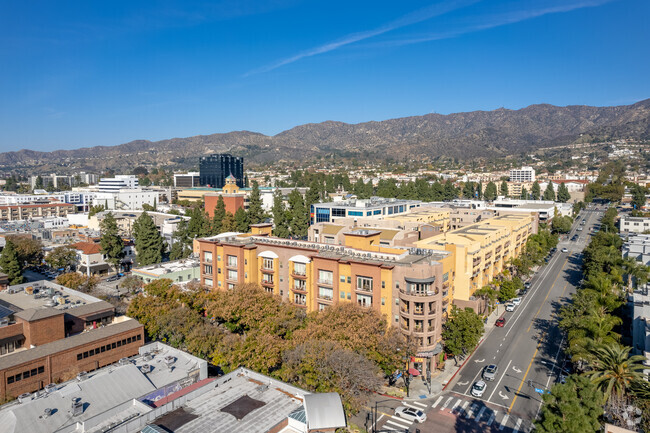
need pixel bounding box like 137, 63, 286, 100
289, 254, 311, 264
258, 250, 279, 259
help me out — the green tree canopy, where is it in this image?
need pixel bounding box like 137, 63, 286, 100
247, 181, 265, 225
0, 240, 23, 285
500, 180, 509, 197
535, 375, 603, 433
45, 245, 77, 270
272, 190, 290, 238
234, 207, 250, 233
441, 306, 484, 358
100, 212, 125, 271
543, 182, 556, 201
287, 189, 309, 238
531, 181, 541, 200
134, 211, 165, 266
556, 183, 571, 203
483, 182, 498, 201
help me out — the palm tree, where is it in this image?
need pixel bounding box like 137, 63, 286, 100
622, 257, 650, 291
584, 343, 647, 404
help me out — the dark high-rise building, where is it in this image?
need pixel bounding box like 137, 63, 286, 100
199, 154, 244, 188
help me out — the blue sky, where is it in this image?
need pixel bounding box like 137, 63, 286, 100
0, 0, 648, 153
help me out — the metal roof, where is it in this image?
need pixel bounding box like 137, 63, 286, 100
304, 392, 347, 430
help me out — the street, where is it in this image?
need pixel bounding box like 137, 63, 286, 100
367, 208, 602, 433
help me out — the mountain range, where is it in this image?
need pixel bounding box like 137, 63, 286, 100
1, 99, 649, 172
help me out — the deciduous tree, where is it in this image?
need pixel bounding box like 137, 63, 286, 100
441, 306, 484, 359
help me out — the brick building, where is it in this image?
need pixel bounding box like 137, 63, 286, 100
0, 281, 144, 399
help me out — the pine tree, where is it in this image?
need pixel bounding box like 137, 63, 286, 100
99, 212, 125, 272
500, 180, 509, 197
0, 240, 23, 285
234, 207, 249, 233
305, 180, 321, 208
462, 182, 474, 199
476, 182, 482, 199
170, 220, 191, 260
543, 182, 556, 201
187, 206, 209, 238
484, 182, 498, 201
272, 190, 290, 238
247, 181, 265, 225
222, 212, 236, 232
531, 181, 541, 200
556, 183, 571, 203
211, 196, 226, 234
34, 175, 44, 190
443, 180, 458, 200
288, 189, 309, 238
134, 212, 165, 266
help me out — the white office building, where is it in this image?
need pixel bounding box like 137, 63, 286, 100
620, 215, 650, 234
93, 189, 158, 211
509, 167, 536, 183
98, 175, 140, 192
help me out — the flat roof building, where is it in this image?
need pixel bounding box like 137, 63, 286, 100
509, 166, 535, 183
311, 197, 422, 225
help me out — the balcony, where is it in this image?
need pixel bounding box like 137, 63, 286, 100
261, 267, 274, 274
485, 252, 493, 260
400, 306, 410, 314
292, 271, 307, 279
318, 294, 334, 302
399, 287, 438, 297
442, 290, 449, 298
318, 280, 333, 286
413, 309, 425, 316
292, 284, 307, 294
356, 285, 373, 293
261, 280, 274, 288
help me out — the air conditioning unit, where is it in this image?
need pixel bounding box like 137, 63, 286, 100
76, 372, 87, 382
140, 364, 152, 374
71, 398, 84, 416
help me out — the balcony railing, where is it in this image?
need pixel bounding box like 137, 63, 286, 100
318, 294, 333, 301
318, 279, 333, 286
413, 309, 425, 316
398, 288, 438, 297
356, 285, 373, 293
292, 271, 307, 278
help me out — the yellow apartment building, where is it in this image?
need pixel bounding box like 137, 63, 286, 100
415, 214, 535, 301
197, 224, 453, 375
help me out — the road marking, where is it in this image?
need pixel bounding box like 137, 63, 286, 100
465, 402, 478, 419
512, 417, 523, 433
487, 359, 512, 402
526, 258, 568, 332
386, 417, 411, 428
432, 396, 444, 408
458, 401, 470, 414
450, 398, 462, 412
474, 358, 485, 363
499, 414, 510, 430
475, 406, 487, 422
509, 334, 544, 413
457, 380, 469, 387
404, 402, 425, 410
441, 396, 454, 410
498, 390, 509, 400
499, 343, 502, 346
487, 410, 497, 426
512, 366, 522, 373
409, 400, 427, 408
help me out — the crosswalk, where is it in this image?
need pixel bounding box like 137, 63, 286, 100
380, 394, 530, 432
379, 400, 428, 431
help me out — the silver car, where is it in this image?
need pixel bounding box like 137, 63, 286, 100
483, 364, 498, 381
394, 406, 427, 423
471, 380, 487, 397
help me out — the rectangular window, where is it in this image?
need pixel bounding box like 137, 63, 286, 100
347, 292, 351, 300
227, 255, 238, 267
112, 342, 116, 349
332, 208, 346, 217
204, 278, 213, 287
101, 346, 106, 353
84, 351, 89, 358
347, 276, 351, 283
117, 341, 122, 347
356, 276, 373, 292
203, 264, 213, 274
122, 339, 126, 346
293, 279, 306, 290
262, 258, 274, 270
217, 255, 221, 261
262, 273, 274, 284
293, 262, 306, 276
31, 368, 37, 376
137, 334, 142, 340
318, 270, 333, 285
381, 281, 385, 289
14, 374, 20, 382
318, 286, 334, 300
77, 353, 82, 360
340, 291, 346, 299
23, 371, 30, 379
340, 275, 345, 282
203, 251, 213, 262
7, 376, 14, 384
227, 269, 238, 281
381, 297, 385, 305
357, 294, 372, 307
348, 211, 363, 216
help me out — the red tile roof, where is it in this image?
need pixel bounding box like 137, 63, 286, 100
71, 241, 102, 255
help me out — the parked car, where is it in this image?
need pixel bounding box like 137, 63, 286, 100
106, 275, 120, 282
495, 317, 506, 327
394, 407, 427, 423
471, 380, 487, 397
561, 248, 569, 253
483, 364, 498, 381
511, 297, 521, 306
577, 227, 583, 231
505, 303, 515, 312
524, 281, 532, 289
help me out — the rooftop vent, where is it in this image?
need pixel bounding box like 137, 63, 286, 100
119, 358, 130, 366
42, 408, 53, 419
164, 355, 176, 368
45, 383, 57, 393
71, 398, 83, 416
18, 393, 32, 403
76, 371, 87, 382
143, 353, 153, 362
140, 364, 152, 374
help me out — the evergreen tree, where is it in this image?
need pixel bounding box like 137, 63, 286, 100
272, 190, 290, 238
234, 207, 249, 233
34, 175, 44, 190
462, 182, 475, 199
134, 212, 165, 266
556, 183, 571, 203
484, 182, 498, 201
247, 181, 265, 225
443, 180, 458, 200
187, 206, 209, 238
99, 213, 125, 272
431, 182, 445, 201
288, 189, 309, 238
543, 182, 556, 201
531, 181, 541, 200
631, 185, 647, 210
500, 180, 509, 198
0, 240, 23, 285
222, 212, 236, 232
520, 186, 528, 200
170, 220, 191, 260
305, 180, 321, 208
476, 182, 482, 199
211, 196, 227, 234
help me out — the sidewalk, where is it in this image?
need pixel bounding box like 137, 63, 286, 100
403, 305, 505, 401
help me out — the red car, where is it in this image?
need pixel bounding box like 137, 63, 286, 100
495, 318, 506, 327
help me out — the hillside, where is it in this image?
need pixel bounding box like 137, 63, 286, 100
1, 99, 648, 172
